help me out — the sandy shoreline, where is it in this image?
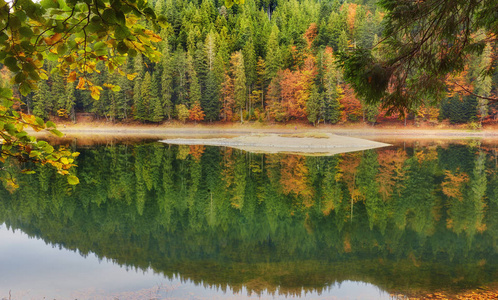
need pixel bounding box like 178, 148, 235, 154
26, 123, 498, 151
28, 123, 498, 138
160, 133, 390, 156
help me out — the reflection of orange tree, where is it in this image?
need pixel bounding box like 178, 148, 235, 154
188, 145, 205, 162
279, 156, 314, 208
446, 151, 487, 237
442, 168, 469, 200
376, 149, 408, 201
220, 148, 246, 209
338, 152, 363, 220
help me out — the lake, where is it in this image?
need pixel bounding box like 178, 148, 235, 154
1, 139, 497, 299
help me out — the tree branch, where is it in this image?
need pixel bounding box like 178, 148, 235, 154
452, 81, 498, 102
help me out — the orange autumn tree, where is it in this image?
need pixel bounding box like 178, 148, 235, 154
339, 84, 363, 122
267, 24, 317, 122
220, 72, 235, 121
189, 103, 205, 123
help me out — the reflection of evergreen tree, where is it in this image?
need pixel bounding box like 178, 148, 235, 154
1, 142, 498, 296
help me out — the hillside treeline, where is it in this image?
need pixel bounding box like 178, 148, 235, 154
4, 0, 498, 125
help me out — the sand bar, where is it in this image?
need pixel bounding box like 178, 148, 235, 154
160, 133, 390, 156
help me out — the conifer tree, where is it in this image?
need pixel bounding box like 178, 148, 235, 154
65, 82, 77, 123
150, 70, 163, 122
233, 51, 247, 123
161, 44, 174, 120
32, 80, 51, 120
133, 55, 145, 121
243, 39, 257, 112
187, 53, 202, 106
265, 25, 281, 82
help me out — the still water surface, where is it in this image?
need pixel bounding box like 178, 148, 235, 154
0, 140, 497, 299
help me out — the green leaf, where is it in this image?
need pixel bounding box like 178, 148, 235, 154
50, 129, 64, 137
67, 175, 79, 185
35, 117, 45, 127
4, 56, 19, 72
128, 48, 137, 57
46, 121, 56, 128
115, 11, 126, 25
102, 9, 117, 23
117, 41, 128, 54
57, 43, 68, 55
114, 25, 131, 40
14, 72, 26, 84
29, 150, 41, 158
19, 26, 34, 38
19, 82, 31, 96
143, 7, 156, 19
8, 16, 21, 30
0, 88, 13, 99
47, 52, 59, 61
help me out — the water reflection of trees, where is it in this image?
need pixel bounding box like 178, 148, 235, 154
1, 142, 498, 296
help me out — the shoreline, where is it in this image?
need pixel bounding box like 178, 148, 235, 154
28, 122, 498, 138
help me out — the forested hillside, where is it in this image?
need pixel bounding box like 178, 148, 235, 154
3, 0, 498, 125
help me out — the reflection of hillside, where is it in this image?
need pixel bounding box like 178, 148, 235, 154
1, 143, 498, 296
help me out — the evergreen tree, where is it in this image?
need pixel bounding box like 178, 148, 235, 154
265, 25, 281, 82
233, 51, 247, 122
161, 43, 174, 120
32, 80, 51, 120
307, 85, 321, 126
133, 55, 145, 121
150, 70, 163, 122
187, 53, 202, 106
65, 82, 77, 123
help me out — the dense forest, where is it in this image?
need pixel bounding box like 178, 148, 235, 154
1, 0, 497, 126
1, 142, 498, 296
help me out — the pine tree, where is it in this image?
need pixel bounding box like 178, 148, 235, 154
65, 82, 77, 123
135, 71, 151, 122
161, 43, 174, 120
243, 39, 257, 113
150, 70, 163, 122
51, 71, 66, 115
307, 85, 321, 126
32, 80, 51, 120
265, 24, 281, 82
187, 53, 202, 106
133, 55, 145, 121
233, 51, 247, 123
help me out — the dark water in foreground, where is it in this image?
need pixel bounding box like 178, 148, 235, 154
1, 140, 497, 299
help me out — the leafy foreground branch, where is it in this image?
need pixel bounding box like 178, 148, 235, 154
0, 0, 186, 187
339, 0, 498, 114
0, 87, 79, 189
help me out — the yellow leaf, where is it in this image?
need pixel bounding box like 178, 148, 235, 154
68, 71, 77, 83
126, 73, 137, 80
76, 77, 85, 89
61, 157, 69, 165
89, 86, 101, 100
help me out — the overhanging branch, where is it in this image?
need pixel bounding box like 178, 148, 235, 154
452, 81, 498, 102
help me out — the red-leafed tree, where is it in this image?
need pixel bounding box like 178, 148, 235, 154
220, 72, 235, 121
339, 84, 363, 122
189, 103, 205, 123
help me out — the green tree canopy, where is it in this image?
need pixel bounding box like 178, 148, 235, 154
339, 0, 498, 114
